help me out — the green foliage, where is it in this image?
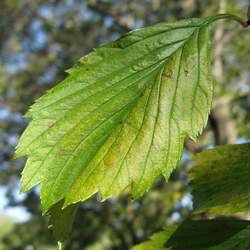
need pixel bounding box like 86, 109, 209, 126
16, 17, 215, 211
15, 12, 249, 242
131, 219, 250, 250
48, 202, 78, 242
191, 143, 250, 215
0, 1, 249, 249
132, 143, 250, 249
0, 215, 14, 249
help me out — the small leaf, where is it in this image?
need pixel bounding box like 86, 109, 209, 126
191, 143, 250, 215
131, 219, 250, 250
48, 201, 78, 241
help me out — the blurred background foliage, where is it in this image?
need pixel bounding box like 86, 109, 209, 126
0, 0, 249, 249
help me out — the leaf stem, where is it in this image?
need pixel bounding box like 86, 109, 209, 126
58, 241, 63, 250
209, 13, 249, 28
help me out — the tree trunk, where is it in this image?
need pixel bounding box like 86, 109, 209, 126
210, 0, 237, 145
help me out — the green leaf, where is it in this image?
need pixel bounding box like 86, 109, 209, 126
191, 143, 250, 215
48, 201, 78, 242
16, 14, 228, 214
131, 219, 250, 250
131, 226, 177, 250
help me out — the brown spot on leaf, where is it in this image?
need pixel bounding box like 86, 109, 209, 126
57, 148, 65, 156
184, 69, 189, 76
163, 72, 172, 79
48, 120, 54, 128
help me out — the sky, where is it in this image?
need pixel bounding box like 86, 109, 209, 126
0, 186, 30, 223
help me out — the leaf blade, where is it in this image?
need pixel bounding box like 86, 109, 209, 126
191, 143, 250, 215
48, 201, 78, 242
131, 220, 250, 250
17, 17, 213, 213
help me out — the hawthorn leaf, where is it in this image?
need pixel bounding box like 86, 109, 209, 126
191, 143, 250, 215
131, 220, 250, 250
16, 15, 223, 214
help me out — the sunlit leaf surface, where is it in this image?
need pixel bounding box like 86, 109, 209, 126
191, 143, 250, 215
132, 219, 250, 250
